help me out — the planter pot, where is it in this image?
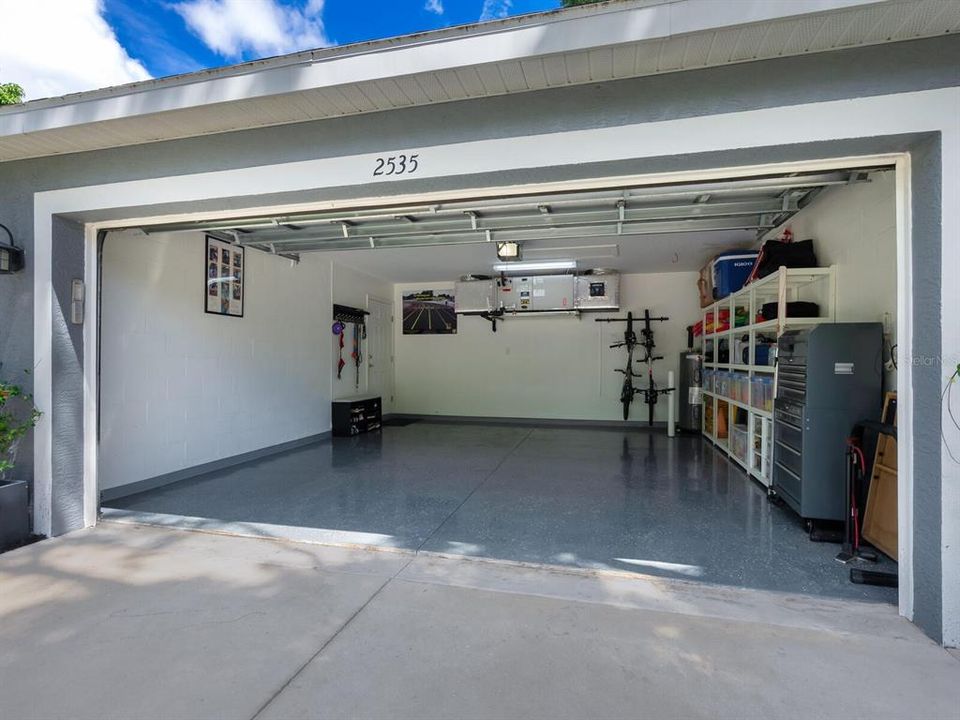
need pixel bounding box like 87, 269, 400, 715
0, 480, 30, 552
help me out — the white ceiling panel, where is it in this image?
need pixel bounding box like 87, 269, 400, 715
396, 76, 434, 105
473, 64, 508, 95
730, 24, 772, 62
520, 59, 549, 90
563, 51, 594, 85
677, 33, 715, 68
656, 37, 688, 72
838, 3, 896, 44
354, 80, 394, 111
336, 84, 379, 113
587, 48, 616, 81
420, 71, 457, 102
313, 87, 357, 116
376, 79, 415, 108
498, 61, 530, 93
611, 45, 638, 79
633, 42, 663, 76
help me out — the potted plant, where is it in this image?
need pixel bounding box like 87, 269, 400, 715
0, 378, 40, 551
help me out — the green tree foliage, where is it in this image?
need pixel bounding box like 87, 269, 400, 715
0, 380, 40, 474
0, 83, 25, 105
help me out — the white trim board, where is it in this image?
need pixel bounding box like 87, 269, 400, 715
35, 88, 957, 216
31, 85, 960, 643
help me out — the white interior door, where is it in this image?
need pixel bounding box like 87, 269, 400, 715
366, 297, 394, 411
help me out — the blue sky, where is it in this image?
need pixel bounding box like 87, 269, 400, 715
104, 0, 561, 79
0, 0, 561, 101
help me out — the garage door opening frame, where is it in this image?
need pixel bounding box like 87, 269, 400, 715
30, 87, 959, 642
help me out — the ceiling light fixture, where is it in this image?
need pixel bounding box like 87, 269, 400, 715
496, 241, 522, 261
492, 260, 576, 272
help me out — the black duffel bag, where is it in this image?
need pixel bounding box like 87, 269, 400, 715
760, 301, 820, 321
749, 238, 818, 280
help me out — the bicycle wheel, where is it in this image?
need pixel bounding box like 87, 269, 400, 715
647, 377, 657, 426
621, 377, 633, 421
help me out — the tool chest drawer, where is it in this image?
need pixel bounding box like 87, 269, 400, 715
774, 418, 803, 454
774, 439, 803, 478
774, 462, 802, 506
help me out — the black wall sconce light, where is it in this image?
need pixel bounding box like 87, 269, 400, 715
0, 223, 25, 274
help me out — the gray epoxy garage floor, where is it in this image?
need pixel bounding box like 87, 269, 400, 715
105, 422, 896, 603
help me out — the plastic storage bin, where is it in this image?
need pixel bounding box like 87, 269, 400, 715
717, 372, 730, 399
751, 376, 774, 411
712, 251, 759, 299
731, 424, 749, 462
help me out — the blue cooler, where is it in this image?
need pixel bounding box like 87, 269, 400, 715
712, 251, 759, 299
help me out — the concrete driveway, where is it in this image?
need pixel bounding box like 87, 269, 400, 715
0, 523, 956, 720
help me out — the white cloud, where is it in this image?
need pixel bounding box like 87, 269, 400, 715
0, 0, 151, 101
173, 0, 331, 61
479, 0, 513, 22
425, 0, 444, 15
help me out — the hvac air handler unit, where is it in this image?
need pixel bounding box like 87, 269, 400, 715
455, 271, 619, 315
500, 274, 575, 313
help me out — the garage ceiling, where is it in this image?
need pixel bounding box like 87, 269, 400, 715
320, 229, 756, 281
138, 169, 879, 279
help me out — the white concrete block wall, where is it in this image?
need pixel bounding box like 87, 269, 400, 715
392, 272, 699, 422
99, 231, 333, 491
765, 170, 898, 391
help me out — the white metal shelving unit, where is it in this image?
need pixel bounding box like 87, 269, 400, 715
699, 266, 837, 486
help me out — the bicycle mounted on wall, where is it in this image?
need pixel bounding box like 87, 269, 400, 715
596, 310, 674, 424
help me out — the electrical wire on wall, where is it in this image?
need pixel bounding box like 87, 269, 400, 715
943, 362, 960, 464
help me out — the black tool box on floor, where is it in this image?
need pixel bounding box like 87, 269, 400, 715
332, 395, 382, 437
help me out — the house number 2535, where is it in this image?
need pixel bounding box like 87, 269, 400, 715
373, 154, 420, 177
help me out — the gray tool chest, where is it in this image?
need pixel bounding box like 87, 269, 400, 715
773, 323, 883, 520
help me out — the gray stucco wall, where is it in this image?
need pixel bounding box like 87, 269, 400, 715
49, 217, 85, 536
908, 136, 943, 642
0, 34, 956, 639
0, 183, 36, 488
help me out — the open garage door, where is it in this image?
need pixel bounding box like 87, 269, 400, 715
98, 164, 901, 606
137, 169, 866, 253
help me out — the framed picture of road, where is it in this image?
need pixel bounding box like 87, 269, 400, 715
402, 289, 457, 335
205, 235, 244, 317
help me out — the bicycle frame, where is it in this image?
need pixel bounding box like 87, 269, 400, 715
597, 309, 674, 425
